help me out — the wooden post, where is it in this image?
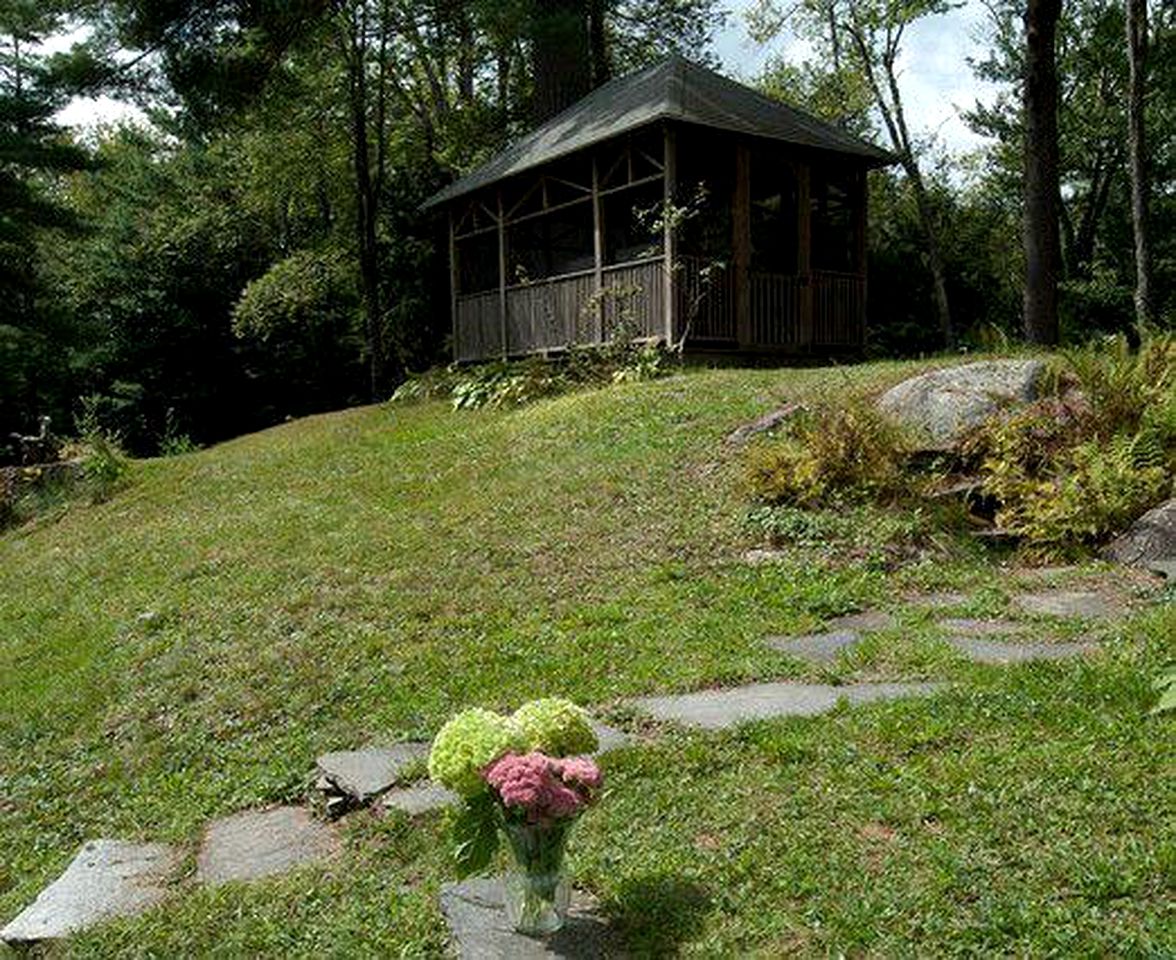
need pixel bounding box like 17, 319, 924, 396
733, 143, 752, 347
497, 190, 508, 359
855, 169, 868, 346
448, 208, 459, 361
663, 124, 678, 347
592, 154, 605, 344
797, 162, 813, 349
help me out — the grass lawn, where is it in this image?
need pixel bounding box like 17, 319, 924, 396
1, 360, 1173, 956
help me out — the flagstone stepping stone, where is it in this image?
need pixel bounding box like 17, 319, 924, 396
947, 637, 1097, 664
316, 742, 429, 805
630, 681, 944, 730
913, 592, 969, 609
1014, 590, 1121, 620
764, 630, 861, 663
826, 610, 895, 632
382, 782, 460, 816
196, 807, 340, 886
590, 720, 631, 754
440, 877, 625, 959
1, 840, 179, 945
937, 617, 1029, 637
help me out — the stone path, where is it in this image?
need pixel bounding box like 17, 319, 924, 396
765, 630, 860, 662
3, 578, 1157, 949
441, 878, 625, 959
1014, 590, 1122, 619
946, 637, 1096, 664
196, 807, 340, 886
316, 742, 429, 805
0, 840, 179, 945
630, 681, 944, 730
937, 617, 1028, 637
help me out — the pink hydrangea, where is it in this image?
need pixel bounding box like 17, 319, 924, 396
555, 756, 602, 791
483, 751, 602, 822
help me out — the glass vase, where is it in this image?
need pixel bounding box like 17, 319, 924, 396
501, 819, 573, 936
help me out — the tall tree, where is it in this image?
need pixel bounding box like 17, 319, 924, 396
1022, 0, 1062, 345
0, 1, 92, 436
750, 0, 957, 346
530, 0, 591, 121
1125, 0, 1153, 326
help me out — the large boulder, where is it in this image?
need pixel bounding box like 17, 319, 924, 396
877, 359, 1046, 449
1104, 498, 1176, 577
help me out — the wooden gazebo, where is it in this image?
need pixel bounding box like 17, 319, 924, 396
423, 56, 894, 362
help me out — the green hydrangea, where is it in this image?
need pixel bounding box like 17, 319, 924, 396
428, 708, 522, 796
512, 698, 598, 757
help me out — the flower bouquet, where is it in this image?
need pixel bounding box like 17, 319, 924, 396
428, 698, 603, 936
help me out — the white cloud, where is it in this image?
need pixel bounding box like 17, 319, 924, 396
714, 0, 1006, 156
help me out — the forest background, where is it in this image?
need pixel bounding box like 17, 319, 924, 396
1, 0, 1172, 456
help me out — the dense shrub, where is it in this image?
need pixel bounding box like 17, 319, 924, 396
963, 334, 1176, 554
392, 342, 671, 412
744, 401, 911, 507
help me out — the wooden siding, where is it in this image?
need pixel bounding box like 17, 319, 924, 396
506, 270, 596, 353
454, 291, 500, 362
678, 256, 737, 341
602, 260, 663, 340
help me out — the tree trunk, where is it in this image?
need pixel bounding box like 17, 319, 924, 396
1126, 0, 1154, 326
530, 0, 591, 122
589, 0, 609, 86
1023, 0, 1062, 346
345, 7, 386, 399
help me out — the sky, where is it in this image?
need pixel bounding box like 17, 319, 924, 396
56, 2, 1005, 158
713, 0, 1004, 156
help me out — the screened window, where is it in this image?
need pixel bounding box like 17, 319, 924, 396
507, 201, 595, 282
811, 170, 858, 272
456, 231, 499, 294
602, 180, 662, 265
750, 152, 798, 274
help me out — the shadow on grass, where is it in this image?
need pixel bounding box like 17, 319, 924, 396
606, 874, 712, 955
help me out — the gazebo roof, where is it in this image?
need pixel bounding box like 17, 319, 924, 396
424, 55, 894, 209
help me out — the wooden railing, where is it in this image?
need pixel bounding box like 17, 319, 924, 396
454, 259, 663, 361
677, 255, 736, 341
455, 258, 865, 361
811, 271, 865, 347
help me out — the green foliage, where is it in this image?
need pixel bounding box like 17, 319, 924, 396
449, 791, 502, 879
75, 399, 130, 503
966, 335, 1176, 554
745, 401, 911, 507
1152, 667, 1176, 715
982, 433, 1168, 554
449, 361, 567, 410
397, 340, 673, 412
232, 248, 357, 341
1059, 334, 1176, 443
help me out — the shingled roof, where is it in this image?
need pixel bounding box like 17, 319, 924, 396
424, 55, 894, 209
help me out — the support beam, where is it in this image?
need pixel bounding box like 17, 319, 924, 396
448, 209, 459, 360
855, 169, 868, 346
797, 162, 813, 349
497, 190, 507, 359
592, 155, 604, 343
662, 125, 678, 347
733, 143, 751, 347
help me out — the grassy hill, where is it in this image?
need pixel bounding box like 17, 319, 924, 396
1, 363, 1172, 956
